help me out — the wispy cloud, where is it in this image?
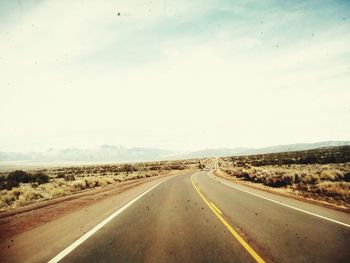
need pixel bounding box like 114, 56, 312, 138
0, 0, 349, 151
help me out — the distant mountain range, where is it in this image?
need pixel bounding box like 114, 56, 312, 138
0, 141, 349, 164
0, 145, 175, 163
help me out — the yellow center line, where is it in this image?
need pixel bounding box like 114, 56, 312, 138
191, 174, 266, 263
210, 202, 223, 215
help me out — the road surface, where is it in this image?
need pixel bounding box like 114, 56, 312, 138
49, 171, 350, 263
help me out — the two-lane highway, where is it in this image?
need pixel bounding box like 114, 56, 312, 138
49, 171, 350, 263
56, 172, 256, 263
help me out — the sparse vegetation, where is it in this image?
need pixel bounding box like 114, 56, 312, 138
0, 159, 202, 212
218, 146, 350, 208
226, 146, 350, 167
0, 170, 50, 190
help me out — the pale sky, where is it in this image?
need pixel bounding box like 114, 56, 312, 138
0, 0, 349, 152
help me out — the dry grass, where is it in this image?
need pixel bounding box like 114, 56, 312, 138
219, 148, 350, 208
0, 175, 121, 210
0, 158, 203, 212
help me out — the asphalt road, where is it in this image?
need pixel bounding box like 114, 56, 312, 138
52, 171, 350, 263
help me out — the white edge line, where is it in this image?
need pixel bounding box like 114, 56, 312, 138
48, 177, 170, 263
208, 173, 350, 228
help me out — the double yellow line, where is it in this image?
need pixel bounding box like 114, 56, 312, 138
191, 174, 265, 263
